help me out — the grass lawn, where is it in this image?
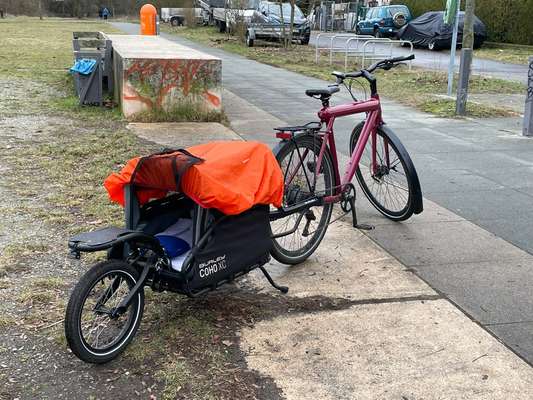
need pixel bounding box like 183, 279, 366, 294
0, 17, 265, 400
163, 25, 526, 118
475, 44, 533, 65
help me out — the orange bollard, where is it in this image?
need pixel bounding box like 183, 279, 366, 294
140, 4, 158, 35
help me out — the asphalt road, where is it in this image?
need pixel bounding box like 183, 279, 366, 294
311, 32, 529, 84
112, 23, 533, 364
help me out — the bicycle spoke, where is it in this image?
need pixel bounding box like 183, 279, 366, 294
80, 273, 134, 351
271, 138, 333, 262
355, 130, 411, 215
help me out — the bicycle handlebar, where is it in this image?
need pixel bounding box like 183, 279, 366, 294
367, 54, 415, 73
332, 54, 415, 83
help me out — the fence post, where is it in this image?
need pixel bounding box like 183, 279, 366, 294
524, 56, 533, 137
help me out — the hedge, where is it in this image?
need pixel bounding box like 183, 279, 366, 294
391, 0, 533, 45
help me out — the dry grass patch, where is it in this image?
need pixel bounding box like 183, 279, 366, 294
167, 26, 525, 118
0, 243, 51, 277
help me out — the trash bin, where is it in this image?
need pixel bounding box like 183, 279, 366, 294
71, 52, 103, 106
72, 33, 113, 96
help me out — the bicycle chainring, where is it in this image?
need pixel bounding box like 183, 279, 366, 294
340, 183, 356, 213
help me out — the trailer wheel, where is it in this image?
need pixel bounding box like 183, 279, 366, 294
219, 21, 226, 33
170, 17, 179, 27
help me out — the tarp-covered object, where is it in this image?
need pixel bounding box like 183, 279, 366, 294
104, 141, 284, 215
397, 11, 487, 50
104, 149, 203, 207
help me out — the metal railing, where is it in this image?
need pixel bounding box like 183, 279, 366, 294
360, 39, 414, 70
315, 32, 373, 64
315, 33, 413, 72
343, 36, 391, 70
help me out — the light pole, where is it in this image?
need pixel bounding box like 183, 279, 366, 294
446, 0, 460, 96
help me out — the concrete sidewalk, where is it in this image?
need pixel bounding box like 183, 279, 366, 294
223, 87, 533, 365
112, 20, 533, 369
129, 121, 533, 399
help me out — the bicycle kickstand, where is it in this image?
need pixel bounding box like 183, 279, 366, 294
259, 266, 289, 294
349, 193, 374, 231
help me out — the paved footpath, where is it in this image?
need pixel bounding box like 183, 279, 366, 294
130, 121, 533, 399
112, 23, 533, 365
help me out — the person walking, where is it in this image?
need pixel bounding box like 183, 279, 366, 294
0, 8, 5, 18
102, 7, 110, 20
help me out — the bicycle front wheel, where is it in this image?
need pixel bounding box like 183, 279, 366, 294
350, 122, 421, 221
271, 135, 335, 265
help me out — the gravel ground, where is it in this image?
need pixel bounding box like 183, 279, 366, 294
0, 78, 286, 400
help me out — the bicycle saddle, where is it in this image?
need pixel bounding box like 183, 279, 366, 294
305, 85, 340, 98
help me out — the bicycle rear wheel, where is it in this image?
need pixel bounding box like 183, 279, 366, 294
350, 122, 421, 221
271, 135, 335, 265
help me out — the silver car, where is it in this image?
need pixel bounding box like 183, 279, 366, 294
245, 1, 310, 46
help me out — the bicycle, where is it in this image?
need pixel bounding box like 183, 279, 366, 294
62, 56, 423, 364
269, 54, 423, 265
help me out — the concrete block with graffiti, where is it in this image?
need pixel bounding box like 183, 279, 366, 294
108, 35, 221, 120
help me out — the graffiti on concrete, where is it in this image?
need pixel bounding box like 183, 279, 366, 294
524, 57, 533, 136
122, 58, 222, 116
527, 59, 533, 103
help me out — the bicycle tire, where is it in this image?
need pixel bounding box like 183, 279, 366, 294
350, 122, 422, 221
270, 135, 335, 265
65, 260, 144, 364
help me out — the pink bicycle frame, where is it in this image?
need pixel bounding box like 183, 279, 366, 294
314, 95, 384, 203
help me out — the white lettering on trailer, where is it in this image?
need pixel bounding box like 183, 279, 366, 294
199, 255, 227, 278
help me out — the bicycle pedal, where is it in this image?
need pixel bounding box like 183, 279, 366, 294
354, 223, 374, 231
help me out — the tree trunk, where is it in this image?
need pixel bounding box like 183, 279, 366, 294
279, 0, 287, 48
288, 0, 295, 47
455, 0, 475, 115
38, 0, 43, 19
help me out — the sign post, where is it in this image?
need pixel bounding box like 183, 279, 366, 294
445, 0, 460, 96
524, 57, 533, 136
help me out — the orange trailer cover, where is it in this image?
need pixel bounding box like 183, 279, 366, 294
104, 141, 283, 215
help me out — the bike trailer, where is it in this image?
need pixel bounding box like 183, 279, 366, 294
68, 141, 284, 296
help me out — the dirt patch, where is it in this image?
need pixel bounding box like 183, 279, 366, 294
0, 76, 287, 400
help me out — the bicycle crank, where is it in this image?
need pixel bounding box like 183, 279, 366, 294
302, 210, 317, 237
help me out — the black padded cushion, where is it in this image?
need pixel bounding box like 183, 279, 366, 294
69, 227, 133, 247
305, 86, 340, 97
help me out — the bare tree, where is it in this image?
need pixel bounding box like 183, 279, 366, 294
288, 0, 295, 47
279, 0, 287, 48
225, 0, 248, 42
456, 0, 475, 115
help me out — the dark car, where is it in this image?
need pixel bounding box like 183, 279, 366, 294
356, 5, 412, 38
397, 11, 487, 50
